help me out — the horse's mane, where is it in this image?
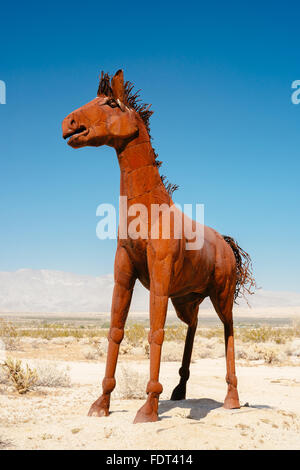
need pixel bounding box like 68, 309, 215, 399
97, 72, 153, 135
97, 72, 178, 197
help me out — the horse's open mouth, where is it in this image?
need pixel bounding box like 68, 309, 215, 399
63, 126, 88, 143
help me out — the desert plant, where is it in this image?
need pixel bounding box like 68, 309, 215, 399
119, 340, 133, 355
286, 338, 300, 357
115, 366, 147, 399
35, 362, 71, 387
161, 341, 183, 362
143, 341, 150, 358
237, 326, 293, 344
124, 324, 147, 347
0, 319, 18, 338
164, 325, 187, 341
236, 343, 287, 364
235, 344, 261, 361
194, 337, 224, 359
198, 327, 224, 339
262, 347, 286, 364
82, 338, 107, 360
1, 357, 38, 394
0, 319, 20, 350
82, 345, 100, 360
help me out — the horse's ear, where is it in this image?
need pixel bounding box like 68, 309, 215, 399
111, 69, 125, 103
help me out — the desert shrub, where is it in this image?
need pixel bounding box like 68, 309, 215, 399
83, 337, 134, 360
235, 344, 261, 361
239, 326, 267, 343
272, 331, 290, 344
263, 348, 278, 364
35, 362, 71, 387
1, 357, 37, 394
236, 343, 287, 364
115, 366, 147, 399
143, 341, 150, 358
286, 339, 300, 357
263, 347, 287, 364
198, 327, 224, 339
196, 325, 298, 344
4, 336, 20, 351
125, 324, 147, 347
193, 337, 224, 359
0, 319, 18, 338
161, 341, 183, 362
0, 319, 20, 350
236, 326, 297, 344
164, 325, 187, 341
82, 346, 99, 360
82, 342, 106, 360
119, 340, 132, 355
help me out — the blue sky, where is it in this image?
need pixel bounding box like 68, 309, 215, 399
0, 1, 299, 291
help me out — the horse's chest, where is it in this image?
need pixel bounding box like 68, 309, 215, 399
120, 238, 149, 284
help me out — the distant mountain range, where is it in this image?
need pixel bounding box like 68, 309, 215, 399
0, 269, 300, 314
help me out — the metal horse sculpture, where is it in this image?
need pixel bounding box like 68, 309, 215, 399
62, 70, 255, 423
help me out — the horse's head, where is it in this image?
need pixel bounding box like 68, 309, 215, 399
62, 69, 151, 150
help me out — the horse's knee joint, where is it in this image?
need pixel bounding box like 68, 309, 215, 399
146, 380, 163, 395
102, 377, 116, 394
148, 328, 164, 345
109, 327, 124, 344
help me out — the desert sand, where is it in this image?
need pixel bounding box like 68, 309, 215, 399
1, 357, 300, 450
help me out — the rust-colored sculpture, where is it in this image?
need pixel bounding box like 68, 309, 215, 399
62, 70, 255, 423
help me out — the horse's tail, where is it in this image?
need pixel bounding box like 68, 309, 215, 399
222, 235, 256, 304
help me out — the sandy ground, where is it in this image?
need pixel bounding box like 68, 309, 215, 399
1, 357, 300, 450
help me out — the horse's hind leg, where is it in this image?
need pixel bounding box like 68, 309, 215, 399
170, 296, 201, 400
170, 320, 197, 400
210, 291, 240, 409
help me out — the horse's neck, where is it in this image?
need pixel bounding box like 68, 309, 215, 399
117, 132, 170, 209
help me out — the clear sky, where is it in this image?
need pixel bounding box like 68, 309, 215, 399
0, 1, 299, 291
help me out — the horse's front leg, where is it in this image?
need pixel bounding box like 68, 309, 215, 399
88, 246, 136, 417
134, 249, 173, 424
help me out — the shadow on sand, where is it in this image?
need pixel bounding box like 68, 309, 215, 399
159, 398, 273, 421
159, 398, 223, 420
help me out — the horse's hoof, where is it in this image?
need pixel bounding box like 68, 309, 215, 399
88, 397, 109, 417
133, 409, 158, 424
223, 392, 240, 410
170, 385, 186, 401
88, 406, 109, 417
133, 400, 159, 423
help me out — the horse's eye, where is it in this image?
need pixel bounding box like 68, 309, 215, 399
107, 99, 119, 108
